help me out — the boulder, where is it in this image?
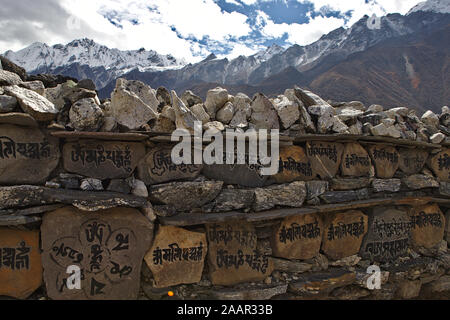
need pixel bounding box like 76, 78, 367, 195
204, 87, 228, 118
69, 98, 104, 131
250, 93, 280, 130
216, 102, 235, 124
110, 78, 159, 130
181, 90, 202, 107
171, 90, 200, 133
421, 110, 439, 128
273, 95, 300, 129
4, 85, 58, 121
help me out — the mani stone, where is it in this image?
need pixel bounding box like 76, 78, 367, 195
321, 211, 368, 261
202, 163, 268, 188
408, 203, 445, 251
137, 146, 202, 185
306, 142, 344, 179
63, 140, 145, 179
206, 221, 273, 286
253, 181, 307, 212
148, 181, 223, 211
360, 207, 411, 262
273, 145, 315, 183
398, 148, 428, 174
368, 145, 399, 179
340, 143, 371, 177
428, 149, 450, 182
3, 85, 58, 121
271, 213, 323, 260
41, 206, 153, 300
145, 226, 207, 288
0, 228, 42, 299
0, 124, 60, 184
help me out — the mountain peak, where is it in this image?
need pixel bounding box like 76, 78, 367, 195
407, 0, 450, 15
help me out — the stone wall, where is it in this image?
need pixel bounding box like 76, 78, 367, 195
0, 67, 449, 300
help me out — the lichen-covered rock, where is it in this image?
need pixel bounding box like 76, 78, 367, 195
253, 181, 306, 211
110, 78, 159, 130
4, 85, 58, 121
69, 98, 104, 131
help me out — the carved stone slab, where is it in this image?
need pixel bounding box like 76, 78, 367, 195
63, 140, 145, 179
0, 228, 42, 299
340, 143, 371, 177
408, 203, 445, 250
41, 206, 153, 300
145, 226, 207, 288
137, 146, 202, 185
206, 221, 273, 286
273, 145, 315, 183
368, 145, 399, 179
398, 148, 428, 174
306, 142, 344, 179
0, 124, 60, 184
321, 210, 368, 260
428, 148, 450, 182
271, 213, 323, 260
360, 207, 411, 262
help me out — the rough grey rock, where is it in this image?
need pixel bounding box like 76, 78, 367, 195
0, 95, 17, 113
253, 181, 306, 211
216, 102, 235, 124
430, 132, 445, 144
372, 179, 401, 192
3, 85, 58, 121
190, 104, 210, 124
273, 95, 300, 129
204, 87, 229, 118
131, 179, 149, 198
306, 181, 329, 200
172, 90, 200, 133
250, 93, 280, 130
69, 98, 104, 131
370, 123, 389, 136
320, 189, 369, 203
421, 110, 440, 128
149, 181, 223, 211
160, 105, 176, 122
19, 80, 45, 96
203, 121, 225, 133
107, 179, 133, 194
80, 178, 104, 191
204, 189, 255, 212
0, 70, 22, 86
402, 174, 439, 190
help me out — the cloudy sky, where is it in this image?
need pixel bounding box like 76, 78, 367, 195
0, 0, 424, 62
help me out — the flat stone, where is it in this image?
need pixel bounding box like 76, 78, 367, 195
402, 174, 439, 190
372, 179, 401, 192
206, 221, 273, 286
110, 78, 158, 130
0, 70, 22, 86
19, 80, 45, 96
148, 181, 223, 211
408, 203, 445, 251
294, 87, 329, 107
306, 142, 344, 179
288, 270, 355, 295
41, 206, 153, 300
250, 93, 280, 130
271, 213, 323, 260
0, 112, 38, 127
253, 181, 306, 212
4, 85, 58, 121
63, 140, 145, 179
272, 258, 312, 273
274, 145, 314, 183
212, 284, 287, 300
204, 189, 255, 212
145, 226, 207, 288
322, 210, 368, 260
319, 189, 369, 204
341, 143, 371, 177
137, 146, 202, 185
0, 228, 42, 299
360, 207, 411, 262
330, 178, 370, 191
306, 181, 328, 200
368, 145, 399, 178
398, 148, 428, 174
428, 149, 450, 182
440, 182, 450, 197
0, 95, 17, 113
0, 124, 60, 184
203, 163, 268, 188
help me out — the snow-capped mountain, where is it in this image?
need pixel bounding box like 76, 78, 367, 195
408, 0, 450, 15
3, 38, 186, 90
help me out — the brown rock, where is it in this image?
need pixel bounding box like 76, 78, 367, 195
273, 145, 315, 183
340, 143, 371, 177
360, 207, 411, 262
408, 203, 445, 250
396, 280, 421, 299
63, 140, 145, 179
0, 228, 42, 299
206, 221, 273, 286
428, 149, 450, 182
144, 226, 207, 288
0, 124, 60, 184
41, 206, 153, 300
288, 269, 356, 295
137, 146, 202, 185
398, 148, 428, 174
368, 145, 399, 178
271, 214, 323, 260
322, 210, 368, 260
306, 142, 344, 179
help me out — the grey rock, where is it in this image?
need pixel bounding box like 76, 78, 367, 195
172, 90, 200, 133
0, 95, 17, 113
190, 104, 210, 124
430, 132, 445, 144
204, 87, 229, 118
181, 90, 202, 107
216, 102, 235, 124
69, 98, 104, 131
107, 179, 133, 194
19, 80, 45, 96
160, 105, 176, 122
273, 95, 300, 129
77, 79, 96, 91
272, 258, 312, 273
402, 174, 439, 190
253, 181, 306, 212
80, 178, 104, 191
320, 189, 369, 203
370, 123, 389, 136
372, 179, 401, 192
293, 87, 329, 107
0, 70, 22, 86
250, 93, 280, 130
306, 181, 329, 200
156, 87, 172, 109
367, 104, 384, 113
205, 189, 255, 212
203, 121, 224, 133
131, 179, 149, 198
421, 110, 440, 128
331, 178, 370, 191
